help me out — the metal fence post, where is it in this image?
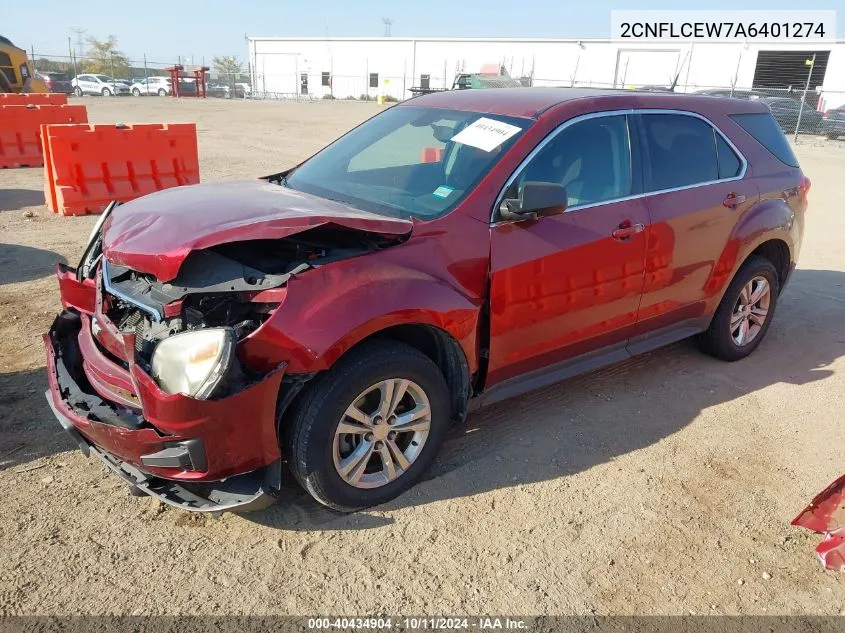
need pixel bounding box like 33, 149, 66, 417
794, 53, 816, 144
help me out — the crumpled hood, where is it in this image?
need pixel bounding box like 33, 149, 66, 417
102, 180, 413, 282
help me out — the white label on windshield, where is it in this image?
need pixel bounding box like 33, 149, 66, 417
450, 117, 522, 152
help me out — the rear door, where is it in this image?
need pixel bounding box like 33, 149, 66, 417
487, 113, 650, 385
630, 111, 758, 341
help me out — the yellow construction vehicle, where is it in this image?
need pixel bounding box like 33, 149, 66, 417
0, 35, 47, 93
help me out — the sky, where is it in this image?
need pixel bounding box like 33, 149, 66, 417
6, 0, 843, 65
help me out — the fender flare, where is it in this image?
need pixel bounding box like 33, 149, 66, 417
705, 197, 796, 309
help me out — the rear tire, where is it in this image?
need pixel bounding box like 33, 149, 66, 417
698, 255, 780, 361
74, 87, 83, 97
284, 340, 450, 512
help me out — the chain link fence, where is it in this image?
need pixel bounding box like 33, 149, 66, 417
27, 49, 845, 141
29, 51, 251, 99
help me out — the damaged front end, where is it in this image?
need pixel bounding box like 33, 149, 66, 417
45, 199, 410, 512
793, 475, 845, 572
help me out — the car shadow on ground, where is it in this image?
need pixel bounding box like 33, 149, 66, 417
0, 244, 66, 285
2, 270, 843, 530
249, 268, 845, 531
0, 188, 45, 212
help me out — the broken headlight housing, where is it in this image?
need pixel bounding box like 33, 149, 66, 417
151, 328, 235, 399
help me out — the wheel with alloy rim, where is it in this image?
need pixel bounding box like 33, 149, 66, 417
285, 340, 450, 511
333, 378, 432, 489
74, 87, 83, 97
158, 88, 167, 96
101, 87, 112, 97
699, 255, 780, 361
132, 87, 141, 96
729, 276, 771, 347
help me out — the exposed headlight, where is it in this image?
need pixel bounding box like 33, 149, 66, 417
151, 328, 235, 399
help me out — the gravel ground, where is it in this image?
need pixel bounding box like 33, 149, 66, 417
0, 97, 844, 616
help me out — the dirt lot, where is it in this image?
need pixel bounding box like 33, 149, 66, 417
1, 97, 844, 616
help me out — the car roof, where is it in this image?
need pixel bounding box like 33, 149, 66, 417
404, 87, 770, 119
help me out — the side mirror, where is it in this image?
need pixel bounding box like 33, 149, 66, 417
500, 181, 568, 221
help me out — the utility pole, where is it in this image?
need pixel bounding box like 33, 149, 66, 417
794, 53, 816, 143
70, 28, 86, 59
382, 17, 392, 37
68, 37, 77, 78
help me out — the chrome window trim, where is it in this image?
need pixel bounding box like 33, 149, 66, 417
101, 259, 164, 322
490, 108, 749, 226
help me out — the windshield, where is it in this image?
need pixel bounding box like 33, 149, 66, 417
284, 106, 529, 219
94, 75, 115, 82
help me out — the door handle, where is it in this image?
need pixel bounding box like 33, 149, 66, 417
611, 222, 645, 240
722, 193, 747, 209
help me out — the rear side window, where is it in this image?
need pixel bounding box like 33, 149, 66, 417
716, 134, 742, 179
730, 113, 799, 168
640, 114, 718, 191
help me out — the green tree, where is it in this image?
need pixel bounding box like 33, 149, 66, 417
83, 36, 130, 78
212, 55, 244, 80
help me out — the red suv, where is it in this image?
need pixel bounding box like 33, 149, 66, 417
45, 89, 807, 512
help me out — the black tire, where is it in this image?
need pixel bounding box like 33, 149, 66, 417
284, 340, 451, 512
698, 255, 780, 361
101, 87, 111, 97
74, 86, 83, 97
132, 87, 141, 96
158, 88, 167, 96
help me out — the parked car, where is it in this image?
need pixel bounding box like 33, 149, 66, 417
820, 105, 845, 139
236, 82, 251, 97
35, 71, 74, 94
204, 83, 228, 98
71, 74, 131, 96
758, 96, 823, 134
694, 89, 768, 100
130, 76, 171, 96
45, 88, 808, 513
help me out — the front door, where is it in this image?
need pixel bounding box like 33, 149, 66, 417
487, 113, 650, 385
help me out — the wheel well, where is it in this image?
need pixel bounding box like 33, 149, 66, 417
362, 324, 471, 425
749, 239, 790, 291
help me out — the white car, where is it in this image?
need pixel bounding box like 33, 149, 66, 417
130, 76, 172, 96
72, 74, 131, 96
236, 82, 252, 97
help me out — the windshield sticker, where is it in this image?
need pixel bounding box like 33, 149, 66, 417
450, 117, 522, 152
432, 185, 455, 199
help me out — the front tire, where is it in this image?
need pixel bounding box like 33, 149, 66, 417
132, 88, 141, 96
101, 87, 112, 97
74, 87, 83, 97
699, 255, 780, 361
284, 340, 451, 512
158, 88, 167, 96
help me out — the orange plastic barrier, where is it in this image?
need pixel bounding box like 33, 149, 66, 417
0, 93, 68, 105
42, 123, 200, 216
0, 104, 88, 168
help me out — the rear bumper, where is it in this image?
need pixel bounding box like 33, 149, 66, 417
44, 310, 286, 512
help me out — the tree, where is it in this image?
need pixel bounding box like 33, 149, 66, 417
212, 55, 244, 80
83, 36, 130, 78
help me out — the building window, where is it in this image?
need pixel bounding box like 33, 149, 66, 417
369, 73, 379, 88
420, 74, 430, 89
322, 72, 330, 87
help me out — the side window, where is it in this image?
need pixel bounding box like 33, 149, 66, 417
715, 133, 741, 179
641, 114, 718, 191
509, 115, 631, 208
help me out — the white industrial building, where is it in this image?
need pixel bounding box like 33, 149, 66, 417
247, 36, 845, 109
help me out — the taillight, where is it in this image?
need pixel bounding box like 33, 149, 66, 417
800, 175, 811, 209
